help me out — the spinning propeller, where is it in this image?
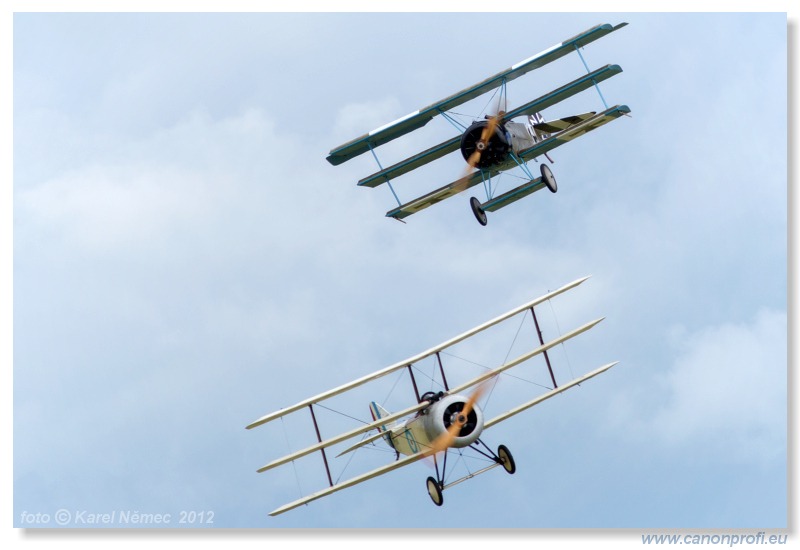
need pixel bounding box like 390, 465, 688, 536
454, 91, 509, 193
428, 382, 488, 456
463, 112, 504, 170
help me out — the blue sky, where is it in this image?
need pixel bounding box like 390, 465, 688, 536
7, 6, 791, 539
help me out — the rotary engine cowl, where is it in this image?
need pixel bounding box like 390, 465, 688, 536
422, 394, 484, 448
460, 119, 511, 168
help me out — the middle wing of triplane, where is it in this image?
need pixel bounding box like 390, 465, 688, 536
247, 276, 619, 516
357, 64, 623, 190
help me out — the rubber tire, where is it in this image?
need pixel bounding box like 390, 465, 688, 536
470, 197, 488, 226
540, 163, 557, 193
498, 444, 516, 474
426, 476, 444, 506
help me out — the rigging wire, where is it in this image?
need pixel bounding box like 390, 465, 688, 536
280, 416, 304, 498
314, 402, 370, 426
334, 440, 361, 485
410, 362, 445, 392
484, 310, 530, 410
440, 350, 552, 391
547, 297, 576, 380
380, 368, 406, 408
479, 86, 502, 119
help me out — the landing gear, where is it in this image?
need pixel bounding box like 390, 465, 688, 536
470, 196, 488, 226
541, 163, 557, 193
426, 476, 444, 506
469, 164, 556, 225
497, 444, 516, 474
423, 442, 516, 506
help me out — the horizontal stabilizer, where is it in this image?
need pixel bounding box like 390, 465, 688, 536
533, 112, 596, 134
335, 430, 389, 458
519, 104, 631, 161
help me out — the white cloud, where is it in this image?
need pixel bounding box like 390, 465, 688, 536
18, 164, 212, 251
331, 97, 405, 143
12, 12, 788, 528
647, 308, 786, 463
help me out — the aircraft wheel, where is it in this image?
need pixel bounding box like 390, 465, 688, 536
470, 197, 488, 226
426, 476, 444, 506
540, 163, 557, 193
497, 444, 516, 474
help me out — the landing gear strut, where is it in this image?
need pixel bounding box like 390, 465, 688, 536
468, 164, 557, 226
423, 442, 516, 506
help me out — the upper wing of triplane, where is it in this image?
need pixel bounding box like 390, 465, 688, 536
326, 22, 628, 166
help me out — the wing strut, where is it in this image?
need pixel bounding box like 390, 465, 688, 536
367, 142, 402, 207
530, 306, 557, 388
407, 364, 421, 402
574, 44, 608, 109
308, 404, 333, 487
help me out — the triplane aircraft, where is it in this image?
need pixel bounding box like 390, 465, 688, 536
327, 22, 630, 225
247, 276, 618, 516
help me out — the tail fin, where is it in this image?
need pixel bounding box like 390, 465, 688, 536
528, 112, 548, 142
369, 402, 393, 431
369, 402, 397, 450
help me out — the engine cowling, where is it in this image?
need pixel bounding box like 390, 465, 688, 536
421, 394, 484, 449
460, 119, 511, 168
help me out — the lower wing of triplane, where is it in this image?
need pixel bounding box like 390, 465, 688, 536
385, 104, 630, 221
246, 276, 619, 516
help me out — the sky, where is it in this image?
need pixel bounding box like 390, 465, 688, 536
5, 4, 793, 544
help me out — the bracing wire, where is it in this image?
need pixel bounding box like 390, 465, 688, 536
485, 310, 532, 410
503, 310, 529, 365
440, 350, 552, 391
547, 298, 576, 380
335, 442, 360, 485
479, 86, 502, 119
314, 402, 370, 426
280, 416, 304, 498
380, 368, 406, 408
410, 363, 445, 392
